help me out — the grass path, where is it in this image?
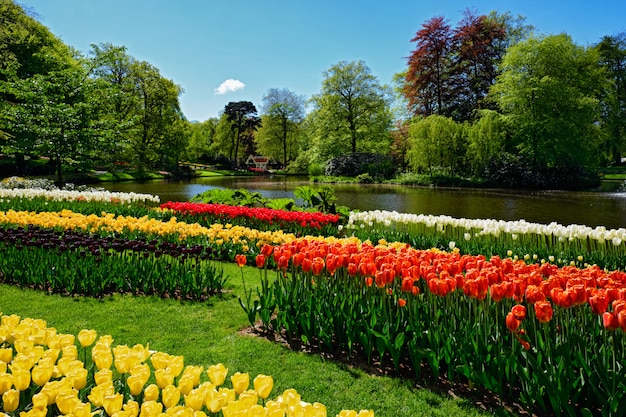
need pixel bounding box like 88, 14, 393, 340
0, 262, 516, 417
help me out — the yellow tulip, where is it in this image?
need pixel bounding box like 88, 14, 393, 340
356, 410, 375, 417
31, 362, 54, 386
238, 389, 258, 406
155, 367, 176, 389
88, 381, 114, 407
31, 392, 48, 410
11, 368, 30, 391
0, 363, 5, 373
41, 348, 60, 364
279, 389, 301, 408
253, 374, 273, 399
207, 363, 228, 387
139, 400, 163, 417
2, 389, 19, 412
73, 402, 92, 417
123, 400, 139, 417
161, 385, 181, 409
206, 390, 228, 414
177, 374, 196, 396
337, 411, 357, 417
127, 373, 147, 396
15, 407, 48, 417
230, 372, 249, 394
181, 366, 203, 387
1, 314, 20, 327
56, 357, 82, 376
62, 345, 78, 360
0, 348, 13, 363
184, 387, 205, 411
308, 402, 327, 417
94, 368, 113, 386
67, 367, 88, 390
149, 351, 171, 370
103, 393, 124, 416
56, 391, 80, 415
92, 348, 113, 370
265, 400, 286, 417
194, 410, 208, 417
0, 373, 13, 394
169, 355, 185, 377
77, 329, 97, 347
143, 384, 160, 402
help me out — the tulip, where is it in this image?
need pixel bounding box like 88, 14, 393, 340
56, 391, 80, 415
207, 363, 228, 386
534, 301, 554, 323
235, 254, 247, 268
103, 393, 124, 416
143, 384, 160, 402
31, 392, 48, 410
230, 372, 249, 394
77, 329, 97, 347
62, 345, 78, 360
0, 373, 13, 394
127, 373, 148, 396
155, 367, 176, 389
184, 387, 205, 411
505, 313, 521, 332
511, 305, 526, 321
162, 385, 181, 409
88, 381, 114, 407
206, 390, 228, 413
139, 400, 163, 417
255, 254, 266, 268
0, 348, 12, 363
31, 362, 54, 386
92, 348, 113, 370
95, 368, 113, 386
238, 389, 258, 406
2, 389, 19, 412
253, 374, 273, 399
123, 400, 139, 417
12, 368, 30, 391
73, 402, 92, 417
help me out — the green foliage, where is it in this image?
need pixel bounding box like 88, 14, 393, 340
466, 110, 509, 176
191, 188, 264, 207
309, 61, 393, 160
407, 114, 466, 177
492, 34, 606, 173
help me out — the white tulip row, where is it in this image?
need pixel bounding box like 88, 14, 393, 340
0, 188, 160, 204
346, 210, 625, 247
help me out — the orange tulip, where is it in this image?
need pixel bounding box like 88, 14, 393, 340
534, 301, 554, 323
511, 305, 527, 321
505, 312, 521, 332
398, 298, 407, 308
255, 254, 266, 268
235, 254, 247, 268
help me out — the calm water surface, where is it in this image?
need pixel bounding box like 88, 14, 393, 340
99, 176, 626, 229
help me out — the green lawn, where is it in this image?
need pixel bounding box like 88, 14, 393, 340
0, 262, 516, 417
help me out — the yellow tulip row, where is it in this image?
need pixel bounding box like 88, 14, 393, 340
0, 210, 297, 248
0, 313, 373, 417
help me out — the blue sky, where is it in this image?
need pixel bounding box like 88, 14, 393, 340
21, 0, 626, 122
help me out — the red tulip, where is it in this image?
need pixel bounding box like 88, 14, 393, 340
506, 312, 521, 332
534, 300, 554, 323
235, 254, 247, 268
398, 298, 407, 308
589, 291, 609, 315
603, 312, 619, 330
511, 305, 527, 321
255, 254, 265, 268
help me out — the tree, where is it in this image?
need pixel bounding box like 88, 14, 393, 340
7, 63, 98, 184
466, 109, 509, 175
88, 43, 139, 162
185, 118, 218, 162
407, 114, 465, 178
310, 60, 392, 160
597, 32, 626, 165
491, 34, 607, 175
129, 60, 184, 170
259, 88, 305, 167
404, 16, 455, 118
452, 9, 506, 120
223, 101, 261, 167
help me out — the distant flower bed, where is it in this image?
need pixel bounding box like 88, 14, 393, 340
0, 187, 160, 204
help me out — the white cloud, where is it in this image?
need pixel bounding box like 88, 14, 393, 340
214, 79, 245, 95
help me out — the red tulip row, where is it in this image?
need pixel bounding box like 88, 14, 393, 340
263, 238, 626, 331
160, 201, 341, 230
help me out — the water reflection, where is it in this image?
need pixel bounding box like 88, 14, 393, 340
99, 176, 626, 229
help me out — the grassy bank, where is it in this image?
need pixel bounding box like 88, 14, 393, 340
0, 262, 514, 417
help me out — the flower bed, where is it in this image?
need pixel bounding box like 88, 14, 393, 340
0, 313, 373, 417
241, 237, 626, 416
160, 201, 341, 236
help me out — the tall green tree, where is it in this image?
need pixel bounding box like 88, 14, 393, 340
597, 32, 626, 165
88, 43, 139, 162
129, 60, 185, 170
491, 34, 607, 172
310, 60, 392, 160
223, 101, 261, 167
466, 109, 509, 175
258, 87, 305, 167
185, 118, 218, 162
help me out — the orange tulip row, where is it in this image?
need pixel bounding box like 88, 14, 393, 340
260, 237, 626, 331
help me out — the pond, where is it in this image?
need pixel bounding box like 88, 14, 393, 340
98, 175, 626, 230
